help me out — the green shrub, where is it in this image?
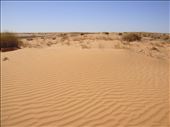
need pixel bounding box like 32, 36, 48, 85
122, 33, 141, 42
1, 32, 21, 51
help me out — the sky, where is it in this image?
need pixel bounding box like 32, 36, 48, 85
1, 1, 169, 33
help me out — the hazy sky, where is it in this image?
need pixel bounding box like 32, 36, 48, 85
1, 1, 169, 33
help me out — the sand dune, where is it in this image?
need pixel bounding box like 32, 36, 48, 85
1, 46, 169, 127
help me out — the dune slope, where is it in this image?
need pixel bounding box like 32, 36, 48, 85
1, 47, 169, 127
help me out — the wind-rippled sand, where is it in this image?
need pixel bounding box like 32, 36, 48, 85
1, 47, 169, 127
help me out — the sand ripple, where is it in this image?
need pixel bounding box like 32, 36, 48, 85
1, 48, 169, 127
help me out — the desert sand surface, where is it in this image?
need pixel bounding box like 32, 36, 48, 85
1, 32, 170, 127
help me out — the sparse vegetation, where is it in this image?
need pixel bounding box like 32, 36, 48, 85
141, 32, 151, 37
73, 37, 81, 41
151, 46, 159, 51
114, 44, 121, 49
161, 34, 169, 40
64, 41, 70, 46
104, 32, 109, 35
61, 34, 69, 42
81, 43, 91, 49
27, 38, 33, 41
118, 33, 122, 36
150, 33, 161, 40
80, 33, 84, 36
47, 42, 52, 46
98, 43, 104, 49
122, 33, 141, 42
52, 37, 56, 40
1, 32, 22, 51
3, 57, 9, 61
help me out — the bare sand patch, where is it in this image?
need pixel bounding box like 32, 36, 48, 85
1, 46, 169, 127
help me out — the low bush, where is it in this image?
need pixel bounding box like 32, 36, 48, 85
81, 43, 91, 49
103, 32, 109, 35
52, 37, 56, 40
150, 33, 161, 39
122, 33, 141, 42
1, 32, 21, 51
80, 33, 84, 36
118, 33, 122, 36
27, 38, 33, 41
161, 34, 169, 40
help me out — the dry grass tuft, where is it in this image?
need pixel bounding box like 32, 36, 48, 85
27, 38, 33, 41
64, 41, 70, 46
160, 34, 169, 40
103, 32, 109, 35
151, 46, 159, 51
3, 57, 9, 61
61, 34, 69, 42
52, 37, 56, 40
80, 33, 84, 36
81, 43, 91, 49
98, 43, 104, 49
118, 33, 122, 36
122, 33, 141, 42
1, 32, 22, 51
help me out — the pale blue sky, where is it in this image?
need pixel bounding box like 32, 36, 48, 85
1, 1, 169, 33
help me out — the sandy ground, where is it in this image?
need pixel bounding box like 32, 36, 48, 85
1, 33, 170, 127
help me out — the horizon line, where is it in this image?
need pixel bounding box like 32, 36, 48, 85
1, 31, 169, 34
